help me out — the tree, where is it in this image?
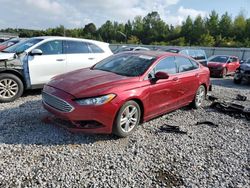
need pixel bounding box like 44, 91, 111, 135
199, 33, 215, 46
205, 10, 219, 38
219, 12, 233, 38
233, 12, 246, 41
181, 16, 193, 45
192, 15, 205, 45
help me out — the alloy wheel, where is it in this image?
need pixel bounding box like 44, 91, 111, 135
195, 86, 205, 107
119, 105, 139, 133
0, 79, 19, 99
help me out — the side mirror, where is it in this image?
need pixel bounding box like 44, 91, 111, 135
30, 49, 43, 56
155, 71, 169, 80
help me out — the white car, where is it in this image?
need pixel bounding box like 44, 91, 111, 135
0, 36, 113, 102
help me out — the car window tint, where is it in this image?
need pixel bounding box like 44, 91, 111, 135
155, 57, 176, 74
64, 41, 89, 54
176, 56, 196, 72
37, 40, 62, 55
88, 43, 104, 53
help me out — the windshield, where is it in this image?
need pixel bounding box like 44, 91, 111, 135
93, 53, 156, 77
209, 56, 229, 63
2, 38, 43, 53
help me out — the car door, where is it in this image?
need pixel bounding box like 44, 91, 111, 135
175, 56, 200, 105
28, 40, 66, 86
64, 40, 95, 72
226, 57, 235, 73
148, 56, 181, 117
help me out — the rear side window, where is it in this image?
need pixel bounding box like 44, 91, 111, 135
37, 40, 62, 55
175, 56, 197, 72
155, 57, 177, 74
64, 40, 89, 54
88, 43, 104, 53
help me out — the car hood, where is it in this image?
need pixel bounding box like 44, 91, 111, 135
48, 68, 139, 98
208, 62, 225, 68
0, 52, 16, 60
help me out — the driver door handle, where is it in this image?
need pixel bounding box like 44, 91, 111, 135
56, 59, 65, 61
173, 77, 179, 81
88, 57, 95, 60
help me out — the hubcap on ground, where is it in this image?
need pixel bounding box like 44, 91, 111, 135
120, 105, 139, 133
195, 87, 205, 107
0, 79, 18, 99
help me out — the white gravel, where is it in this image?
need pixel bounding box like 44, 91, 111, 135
0, 77, 249, 187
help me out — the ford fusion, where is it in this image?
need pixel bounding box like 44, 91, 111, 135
42, 51, 210, 137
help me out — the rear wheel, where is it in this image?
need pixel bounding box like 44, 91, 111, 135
113, 101, 141, 137
234, 76, 242, 84
192, 85, 206, 109
0, 73, 24, 103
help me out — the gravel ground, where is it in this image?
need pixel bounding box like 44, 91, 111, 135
0, 77, 249, 188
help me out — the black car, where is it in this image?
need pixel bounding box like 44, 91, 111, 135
234, 59, 250, 84
164, 48, 208, 67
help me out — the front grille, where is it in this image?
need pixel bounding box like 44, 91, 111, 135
42, 92, 74, 112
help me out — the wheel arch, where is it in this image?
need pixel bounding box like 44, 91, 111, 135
0, 69, 25, 87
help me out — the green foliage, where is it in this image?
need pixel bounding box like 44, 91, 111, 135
1, 10, 250, 47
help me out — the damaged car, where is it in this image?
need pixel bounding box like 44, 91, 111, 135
234, 58, 250, 84
42, 51, 210, 137
0, 37, 113, 102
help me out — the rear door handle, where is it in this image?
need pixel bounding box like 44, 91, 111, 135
56, 59, 65, 61
88, 57, 95, 60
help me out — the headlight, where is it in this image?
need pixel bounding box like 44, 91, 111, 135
75, 94, 116, 106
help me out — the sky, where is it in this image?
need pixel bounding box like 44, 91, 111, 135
0, 0, 249, 29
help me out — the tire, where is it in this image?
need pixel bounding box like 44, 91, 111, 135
113, 100, 141, 137
0, 73, 24, 103
220, 68, 227, 78
192, 85, 206, 109
234, 77, 242, 84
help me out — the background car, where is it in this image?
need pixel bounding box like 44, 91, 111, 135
234, 58, 250, 84
0, 36, 113, 102
42, 51, 210, 137
207, 55, 240, 78
114, 46, 150, 53
0, 38, 22, 51
164, 47, 208, 67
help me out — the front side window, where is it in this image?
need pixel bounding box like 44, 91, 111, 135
195, 50, 206, 60
93, 53, 156, 77
232, 57, 238, 62
176, 56, 196, 72
64, 41, 89, 54
155, 57, 177, 74
37, 40, 62, 55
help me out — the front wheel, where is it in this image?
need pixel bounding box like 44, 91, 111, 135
234, 74, 242, 84
192, 85, 206, 109
0, 73, 24, 103
113, 101, 141, 137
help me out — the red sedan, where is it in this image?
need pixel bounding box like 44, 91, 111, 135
42, 51, 210, 137
207, 55, 240, 77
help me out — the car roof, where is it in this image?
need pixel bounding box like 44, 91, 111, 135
119, 50, 181, 59
31, 36, 109, 45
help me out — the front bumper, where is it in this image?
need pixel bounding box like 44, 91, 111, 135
209, 68, 223, 76
42, 85, 119, 134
